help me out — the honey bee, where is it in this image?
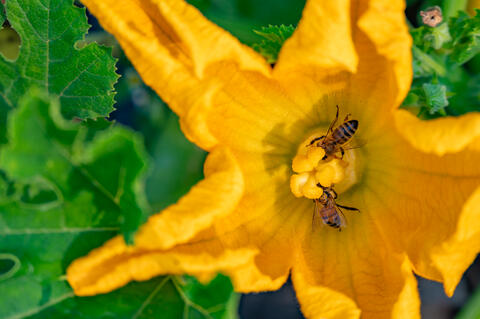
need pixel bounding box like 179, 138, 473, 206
313, 184, 359, 231
308, 105, 359, 160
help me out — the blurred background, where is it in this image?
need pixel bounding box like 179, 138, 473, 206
1, 0, 479, 318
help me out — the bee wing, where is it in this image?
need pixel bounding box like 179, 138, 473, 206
312, 200, 322, 230
342, 137, 367, 151
336, 206, 348, 229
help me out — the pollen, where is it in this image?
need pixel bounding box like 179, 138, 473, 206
290, 134, 348, 199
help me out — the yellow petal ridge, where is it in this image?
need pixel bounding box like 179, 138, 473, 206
67, 147, 250, 295
135, 147, 244, 250
71, 0, 478, 316
293, 268, 361, 319
395, 109, 480, 155
431, 186, 480, 296
357, 0, 413, 106
292, 214, 420, 319
81, 0, 270, 149
68, 235, 258, 296
358, 122, 480, 297
275, 0, 358, 76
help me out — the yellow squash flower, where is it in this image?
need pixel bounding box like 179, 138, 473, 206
68, 0, 480, 318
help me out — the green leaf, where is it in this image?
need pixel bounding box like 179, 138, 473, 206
13, 275, 238, 319
449, 10, 480, 65
0, 2, 5, 26
406, 9, 480, 118
113, 68, 206, 212
0, 0, 118, 142
172, 275, 239, 319
422, 83, 449, 115
412, 23, 452, 51
144, 112, 206, 211
456, 282, 480, 319
0, 90, 149, 318
0, 90, 150, 242
252, 24, 295, 63
0, 91, 237, 319
447, 72, 480, 115
402, 81, 450, 117
425, 23, 452, 49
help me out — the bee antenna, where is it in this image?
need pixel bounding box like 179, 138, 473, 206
316, 183, 327, 190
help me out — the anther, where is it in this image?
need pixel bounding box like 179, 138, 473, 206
290, 134, 348, 199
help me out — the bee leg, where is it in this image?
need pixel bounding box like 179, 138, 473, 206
340, 147, 345, 159
332, 189, 338, 199
337, 204, 360, 212
308, 135, 325, 146
316, 183, 327, 191
322, 105, 340, 143
344, 113, 351, 121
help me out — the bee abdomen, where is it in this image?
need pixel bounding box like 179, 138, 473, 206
321, 207, 341, 227
332, 120, 358, 144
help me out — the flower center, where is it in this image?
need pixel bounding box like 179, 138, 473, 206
290, 130, 358, 199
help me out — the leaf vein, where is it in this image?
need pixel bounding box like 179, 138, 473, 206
5, 292, 74, 319
1, 227, 120, 235
58, 53, 103, 97
131, 276, 170, 319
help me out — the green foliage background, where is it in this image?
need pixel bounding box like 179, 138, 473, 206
0, 0, 479, 318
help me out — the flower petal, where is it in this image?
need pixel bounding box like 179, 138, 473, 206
68, 148, 301, 295
431, 187, 480, 296
203, 65, 313, 153
216, 188, 306, 292
359, 123, 480, 296
67, 146, 246, 295
356, 0, 412, 106
275, 0, 357, 75
274, 0, 412, 132
292, 213, 420, 319
82, 0, 270, 148
293, 269, 361, 319
68, 198, 296, 296
395, 109, 480, 155
67, 235, 259, 296
339, 0, 411, 128
135, 147, 243, 250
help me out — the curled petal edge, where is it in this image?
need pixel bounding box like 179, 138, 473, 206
431, 186, 480, 297
394, 109, 480, 155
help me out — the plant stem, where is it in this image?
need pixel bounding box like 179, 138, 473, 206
412, 46, 447, 76
443, 0, 468, 18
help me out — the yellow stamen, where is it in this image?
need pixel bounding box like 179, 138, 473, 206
306, 147, 326, 167
290, 133, 355, 199
302, 175, 324, 199
290, 173, 309, 198
292, 155, 314, 173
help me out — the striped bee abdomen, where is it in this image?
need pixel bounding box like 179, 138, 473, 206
320, 206, 342, 228
332, 120, 358, 145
